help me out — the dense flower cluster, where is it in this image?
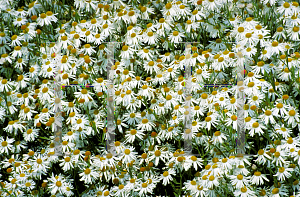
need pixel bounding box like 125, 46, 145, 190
0, 0, 300, 196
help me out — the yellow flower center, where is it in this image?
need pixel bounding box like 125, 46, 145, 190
56, 181, 62, 187
36, 159, 42, 164
289, 110, 296, 116
293, 27, 299, 32
214, 131, 221, 136
124, 149, 131, 155
283, 2, 290, 8
173, 31, 179, 36
165, 3, 172, 9
254, 171, 261, 176
128, 11, 135, 16
272, 41, 278, 47
265, 110, 272, 116
64, 157, 71, 162
84, 168, 91, 174
241, 186, 247, 193
231, 115, 237, 121
201, 93, 208, 99
40, 13, 46, 18
209, 175, 215, 181
130, 129, 137, 135
166, 95, 172, 100
1, 141, 7, 147
205, 117, 211, 122
237, 174, 243, 180
163, 171, 169, 176
252, 122, 259, 128
248, 82, 254, 87
122, 45, 128, 51
238, 27, 244, 33
274, 152, 280, 157
287, 137, 293, 144
245, 33, 252, 38
155, 150, 161, 156
27, 129, 32, 134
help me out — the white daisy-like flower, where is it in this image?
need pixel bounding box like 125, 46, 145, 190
230, 174, 250, 189
37, 12, 52, 26
23, 128, 39, 142
10, 34, 23, 47
256, 148, 272, 167
100, 23, 115, 38
281, 137, 300, 151
126, 10, 138, 24
13, 17, 27, 27
115, 118, 129, 134
160, 168, 176, 186
123, 110, 141, 125
80, 44, 96, 56
120, 45, 136, 59
143, 30, 159, 45
0, 136, 14, 154
19, 105, 37, 121
62, 130, 77, 143
211, 130, 227, 145
61, 140, 76, 153
287, 26, 300, 41
11, 45, 23, 58
168, 30, 185, 43
143, 60, 160, 75
233, 186, 257, 197
272, 148, 287, 167
277, 2, 294, 16
259, 108, 278, 125
187, 155, 203, 171
248, 121, 267, 137
74, 88, 94, 102
79, 167, 99, 184
175, 3, 191, 19
149, 148, 169, 166
138, 84, 155, 100
203, 0, 222, 11
111, 184, 128, 197
23, 179, 36, 191
136, 118, 155, 132
72, 116, 89, 131
161, 2, 177, 18
272, 102, 289, 118
125, 32, 141, 48
30, 155, 50, 178
201, 113, 219, 131
243, 81, 261, 97
126, 97, 142, 111
4, 119, 26, 135
119, 146, 137, 164
247, 93, 265, 106
0, 78, 13, 92
47, 173, 67, 195
124, 129, 145, 143
274, 124, 292, 139
250, 171, 269, 185
140, 5, 155, 20
273, 165, 293, 181
265, 40, 286, 56
284, 107, 300, 128
137, 181, 155, 196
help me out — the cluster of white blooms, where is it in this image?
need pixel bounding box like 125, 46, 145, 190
0, 0, 300, 196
